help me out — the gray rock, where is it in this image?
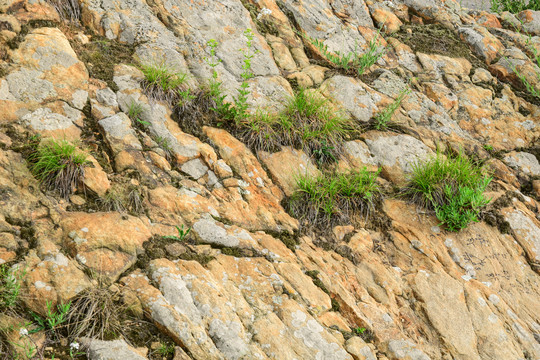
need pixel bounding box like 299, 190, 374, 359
365, 134, 433, 173
518, 10, 540, 36
371, 70, 408, 97
150, 262, 203, 324
280, 0, 370, 55
80, 338, 147, 360
21, 108, 75, 131
321, 75, 381, 122
505, 210, 540, 262
503, 152, 540, 177
96, 88, 118, 108
181, 159, 209, 180
98, 113, 143, 153
71, 89, 89, 110
192, 217, 249, 247
6, 69, 56, 102
0, 79, 16, 101
209, 319, 250, 359
387, 339, 431, 360
344, 140, 378, 166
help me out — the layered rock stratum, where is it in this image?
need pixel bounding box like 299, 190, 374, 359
0, 0, 540, 359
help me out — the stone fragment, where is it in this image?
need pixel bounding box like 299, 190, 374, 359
503, 151, 540, 176
80, 338, 147, 360
62, 212, 151, 282
259, 147, 320, 196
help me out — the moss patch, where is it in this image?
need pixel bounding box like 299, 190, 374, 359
7, 20, 57, 50
71, 36, 135, 91
136, 236, 215, 269
392, 24, 486, 70
305, 270, 330, 294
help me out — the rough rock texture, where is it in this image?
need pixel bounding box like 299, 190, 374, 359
0, 0, 539, 359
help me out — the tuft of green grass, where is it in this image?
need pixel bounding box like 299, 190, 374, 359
302, 29, 386, 76
241, 89, 355, 162
0, 265, 25, 309
156, 343, 175, 356
163, 225, 191, 242
27, 139, 88, 198
290, 168, 380, 226
490, 0, 540, 13
373, 86, 411, 131
140, 62, 188, 103
403, 151, 492, 231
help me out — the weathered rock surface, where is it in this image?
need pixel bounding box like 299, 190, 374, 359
0, 0, 539, 359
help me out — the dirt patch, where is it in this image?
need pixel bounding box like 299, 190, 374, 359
71, 35, 136, 91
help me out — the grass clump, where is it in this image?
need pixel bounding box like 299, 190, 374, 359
140, 62, 189, 103
290, 168, 380, 226
27, 138, 88, 198
403, 151, 492, 231
241, 89, 354, 162
197, 30, 355, 163
372, 86, 410, 131
302, 29, 386, 76
64, 286, 126, 340
99, 184, 144, 215
490, 0, 540, 13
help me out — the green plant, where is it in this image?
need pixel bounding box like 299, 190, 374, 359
313, 140, 337, 165
234, 28, 258, 122
127, 101, 150, 130
490, 0, 539, 13
205, 29, 259, 123
373, 86, 411, 131
353, 327, 366, 335
156, 343, 175, 356
512, 63, 540, 98
163, 225, 191, 242
27, 139, 88, 198
140, 62, 188, 102
31, 301, 71, 332
69, 341, 84, 358
0, 265, 24, 309
242, 89, 354, 161
290, 168, 380, 226
302, 29, 386, 76
403, 151, 492, 231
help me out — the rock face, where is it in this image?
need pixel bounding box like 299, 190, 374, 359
0, 0, 540, 359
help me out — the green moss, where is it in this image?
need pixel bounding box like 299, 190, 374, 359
331, 298, 340, 312
305, 270, 330, 294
